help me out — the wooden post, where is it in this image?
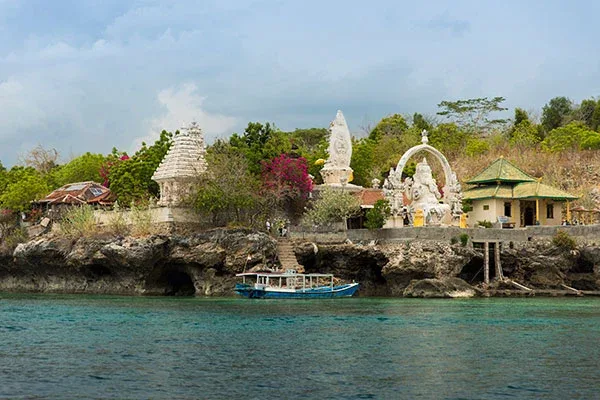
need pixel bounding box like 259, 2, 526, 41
566, 201, 571, 223
484, 242, 490, 285
536, 199, 540, 224
494, 242, 503, 280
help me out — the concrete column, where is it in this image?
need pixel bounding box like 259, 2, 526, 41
484, 242, 490, 285
494, 242, 503, 280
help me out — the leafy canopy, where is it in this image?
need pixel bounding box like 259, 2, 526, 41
108, 130, 173, 205
303, 187, 361, 227
437, 97, 508, 134
364, 199, 391, 229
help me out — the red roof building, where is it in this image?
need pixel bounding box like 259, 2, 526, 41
34, 181, 115, 208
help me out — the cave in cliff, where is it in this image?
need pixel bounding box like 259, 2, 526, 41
145, 266, 196, 296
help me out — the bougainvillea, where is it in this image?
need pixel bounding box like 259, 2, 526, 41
99, 153, 130, 187
261, 154, 312, 200
261, 154, 313, 219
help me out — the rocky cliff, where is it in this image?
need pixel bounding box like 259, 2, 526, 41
1, 229, 599, 297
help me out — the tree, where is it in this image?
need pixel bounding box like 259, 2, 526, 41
303, 187, 361, 227
591, 101, 600, 131
195, 148, 261, 227
437, 97, 508, 134
364, 199, 391, 229
261, 154, 312, 218
0, 168, 49, 212
20, 145, 59, 174
290, 128, 328, 153
573, 99, 597, 128
350, 138, 376, 187
412, 113, 432, 132
541, 122, 600, 152
541, 96, 572, 133
108, 130, 173, 205
510, 120, 542, 147
428, 123, 470, 157
368, 114, 409, 141
230, 122, 280, 175
52, 152, 107, 187
514, 108, 530, 126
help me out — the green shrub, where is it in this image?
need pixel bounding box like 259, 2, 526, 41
459, 233, 469, 246
552, 230, 577, 250
450, 236, 458, 245
59, 205, 98, 239
478, 220, 493, 228
130, 203, 154, 237
107, 202, 129, 236
2, 227, 28, 251
364, 199, 391, 230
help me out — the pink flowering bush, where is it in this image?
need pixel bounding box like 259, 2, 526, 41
261, 154, 313, 218
261, 154, 312, 200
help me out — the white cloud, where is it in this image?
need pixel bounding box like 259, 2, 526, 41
136, 83, 237, 150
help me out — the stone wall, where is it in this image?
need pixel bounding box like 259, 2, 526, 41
291, 225, 600, 244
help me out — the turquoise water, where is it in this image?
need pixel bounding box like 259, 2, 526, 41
1, 295, 599, 399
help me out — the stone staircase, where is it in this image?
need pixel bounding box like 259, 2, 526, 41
276, 238, 304, 272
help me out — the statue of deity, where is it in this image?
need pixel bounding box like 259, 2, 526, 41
320, 110, 354, 185
405, 158, 451, 225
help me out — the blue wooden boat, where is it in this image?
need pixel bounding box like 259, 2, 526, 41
234, 270, 359, 299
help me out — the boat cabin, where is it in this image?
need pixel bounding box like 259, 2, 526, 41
237, 270, 336, 291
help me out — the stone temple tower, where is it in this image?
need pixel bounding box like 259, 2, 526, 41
152, 122, 207, 206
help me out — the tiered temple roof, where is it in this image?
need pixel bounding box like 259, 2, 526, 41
152, 122, 207, 182
465, 157, 536, 184
463, 157, 577, 201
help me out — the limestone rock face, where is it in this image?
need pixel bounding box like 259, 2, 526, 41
381, 241, 479, 295
403, 277, 477, 298
294, 242, 388, 295
0, 229, 277, 296
5, 231, 600, 297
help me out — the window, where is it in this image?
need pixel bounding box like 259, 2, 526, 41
483, 204, 489, 211
504, 202, 512, 217
89, 187, 104, 197
547, 203, 554, 219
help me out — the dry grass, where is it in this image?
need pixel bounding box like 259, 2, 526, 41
444, 140, 600, 208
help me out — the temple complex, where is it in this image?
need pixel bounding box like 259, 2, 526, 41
152, 122, 207, 206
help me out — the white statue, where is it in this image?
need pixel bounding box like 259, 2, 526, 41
320, 110, 354, 185
383, 167, 404, 217
406, 158, 451, 225
444, 171, 463, 218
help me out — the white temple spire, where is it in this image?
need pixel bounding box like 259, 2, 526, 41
152, 121, 207, 206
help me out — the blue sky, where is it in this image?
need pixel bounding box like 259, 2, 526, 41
0, 0, 599, 165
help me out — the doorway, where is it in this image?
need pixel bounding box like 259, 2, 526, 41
520, 200, 536, 226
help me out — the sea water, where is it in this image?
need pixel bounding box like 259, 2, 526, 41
1, 295, 599, 399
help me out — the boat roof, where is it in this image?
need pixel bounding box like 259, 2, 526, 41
236, 272, 334, 278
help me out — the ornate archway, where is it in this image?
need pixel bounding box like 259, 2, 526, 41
383, 130, 462, 226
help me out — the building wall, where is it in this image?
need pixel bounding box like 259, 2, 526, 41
467, 199, 499, 227
538, 200, 563, 226
468, 198, 563, 227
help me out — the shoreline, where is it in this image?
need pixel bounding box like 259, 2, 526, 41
1, 228, 598, 298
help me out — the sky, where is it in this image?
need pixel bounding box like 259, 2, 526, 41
0, 0, 599, 166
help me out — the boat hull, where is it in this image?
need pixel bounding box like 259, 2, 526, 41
235, 283, 360, 299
